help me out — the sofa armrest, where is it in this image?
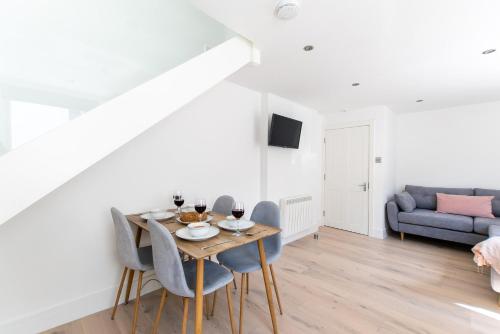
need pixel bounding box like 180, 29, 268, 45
386, 200, 400, 232
489, 225, 500, 237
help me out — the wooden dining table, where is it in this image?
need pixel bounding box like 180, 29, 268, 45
126, 210, 280, 334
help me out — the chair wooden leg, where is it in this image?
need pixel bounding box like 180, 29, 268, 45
226, 284, 236, 334
400, 232, 405, 241
125, 269, 135, 304
231, 270, 237, 290
111, 267, 128, 320
246, 273, 249, 295
182, 297, 189, 334
151, 288, 168, 334
239, 273, 246, 334
211, 291, 217, 317
269, 265, 283, 315
131, 271, 144, 334
205, 296, 210, 320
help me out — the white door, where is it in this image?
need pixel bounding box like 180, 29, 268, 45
324, 126, 370, 235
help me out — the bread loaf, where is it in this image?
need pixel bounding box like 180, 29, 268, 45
180, 212, 207, 222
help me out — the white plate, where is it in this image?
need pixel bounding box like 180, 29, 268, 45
140, 211, 175, 221
175, 226, 220, 241
217, 220, 255, 232
176, 215, 214, 225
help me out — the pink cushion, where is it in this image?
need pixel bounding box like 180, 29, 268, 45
436, 193, 495, 218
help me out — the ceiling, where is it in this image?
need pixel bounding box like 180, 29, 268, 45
192, 0, 500, 113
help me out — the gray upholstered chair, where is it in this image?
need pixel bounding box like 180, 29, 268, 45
211, 195, 237, 291
212, 195, 235, 216
149, 220, 236, 334
216, 201, 283, 333
110, 207, 154, 334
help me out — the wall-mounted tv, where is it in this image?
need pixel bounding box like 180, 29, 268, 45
268, 113, 302, 149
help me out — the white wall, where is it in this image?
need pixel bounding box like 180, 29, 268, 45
323, 106, 396, 239
263, 94, 324, 235
0, 81, 323, 333
396, 101, 500, 190
0, 81, 261, 333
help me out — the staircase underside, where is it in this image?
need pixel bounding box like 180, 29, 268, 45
0, 36, 259, 225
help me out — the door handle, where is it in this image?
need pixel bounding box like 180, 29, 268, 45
358, 182, 368, 192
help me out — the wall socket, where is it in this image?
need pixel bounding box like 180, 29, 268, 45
375, 157, 382, 163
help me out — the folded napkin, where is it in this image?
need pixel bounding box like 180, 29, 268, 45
472, 237, 500, 274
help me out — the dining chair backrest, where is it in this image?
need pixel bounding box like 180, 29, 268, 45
149, 220, 194, 298
111, 207, 143, 271
250, 201, 282, 257
212, 195, 235, 216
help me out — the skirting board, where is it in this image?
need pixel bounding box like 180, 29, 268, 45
0, 271, 162, 334
370, 227, 388, 239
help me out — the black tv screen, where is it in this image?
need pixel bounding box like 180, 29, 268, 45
268, 114, 302, 149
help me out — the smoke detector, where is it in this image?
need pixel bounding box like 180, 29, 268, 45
275, 0, 300, 20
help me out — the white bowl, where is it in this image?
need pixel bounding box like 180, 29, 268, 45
187, 222, 210, 237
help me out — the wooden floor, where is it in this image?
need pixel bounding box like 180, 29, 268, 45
44, 227, 500, 334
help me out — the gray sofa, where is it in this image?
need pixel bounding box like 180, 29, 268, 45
387, 185, 500, 245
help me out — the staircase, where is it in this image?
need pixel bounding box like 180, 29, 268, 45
0, 36, 260, 225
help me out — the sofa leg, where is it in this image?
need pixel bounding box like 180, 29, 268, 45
400, 232, 405, 241
498, 294, 500, 307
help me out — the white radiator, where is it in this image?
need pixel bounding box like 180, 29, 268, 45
279, 194, 317, 243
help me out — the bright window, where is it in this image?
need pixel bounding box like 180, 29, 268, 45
10, 101, 69, 149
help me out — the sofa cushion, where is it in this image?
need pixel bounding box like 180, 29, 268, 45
474, 217, 500, 235
395, 192, 416, 212
398, 209, 473, 232
436, 193, 495, 218
405, 185, 474, 210
490, 225, 500, 237
475, 188, 500, 217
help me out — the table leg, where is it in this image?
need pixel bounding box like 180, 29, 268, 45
134, 227, 143, 247
257, 239, 278, 334
195, 258, 205, 334
125, 227, 143, 304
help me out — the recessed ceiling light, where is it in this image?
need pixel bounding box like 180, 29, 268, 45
352, 82, 360, 87
416, 99, 424, 103
303, 45, 314, 52
482, 49, 496, 55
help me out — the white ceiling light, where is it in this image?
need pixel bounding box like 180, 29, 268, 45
275, 0, 300, 20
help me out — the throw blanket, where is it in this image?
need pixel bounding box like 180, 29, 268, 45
472, 237, 500, 274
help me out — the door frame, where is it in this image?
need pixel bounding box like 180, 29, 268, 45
322, 120, 374, 237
